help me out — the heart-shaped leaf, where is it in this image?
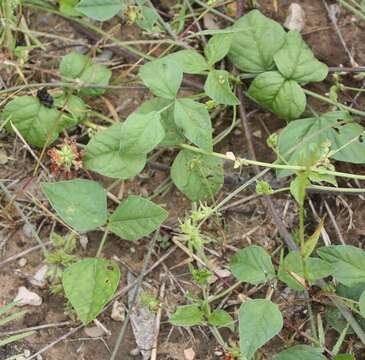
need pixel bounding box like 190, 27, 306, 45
239, 299, 283, 360
228, 10, 286, 73
42, 179, 108, 232
248, 71, 306, 121
63, 258, 120, 324
108, 195, 168, 241
274, 31, 328, 84
170, 304, 204, 326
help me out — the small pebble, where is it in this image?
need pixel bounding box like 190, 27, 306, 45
23, 349, 31, 357
15, 356, 26, 360
36, 355, 43, 360
18, 258, 27, 267
30, 265, 48, 288
84, 326, 104, 338
284, 3, 305, 32
14, 286, 42, 306
111, 300, 125, 322
22, 223, 33, 238
129, 348, 140, 357
184, 348, 196, 360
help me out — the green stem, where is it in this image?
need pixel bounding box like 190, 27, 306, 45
96, 229, 109, 258
337, 0, 365, 21
207, 281, 242, 303
179, 143, 365, 181
303, 88, 365, 117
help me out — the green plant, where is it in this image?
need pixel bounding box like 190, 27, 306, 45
1, 4, 365, 359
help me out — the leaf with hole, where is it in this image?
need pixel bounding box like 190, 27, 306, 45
62, 258, 120, 324
139, 58, 183, 99
228, 10, 286, 73
230, 245, 276, 285
171, 150, 224, 201
239, 299, 283, 360
273, 345, 326, 360
108, 195, 168, 241
274, 31, 328, 84
247, 71, 306, 121
42, 179, 108, 232
317, 245, 365, 287
204, 69, 239, 106
174, 98, 213, 151
170, 304, 204, 326
75, 0, 123, 21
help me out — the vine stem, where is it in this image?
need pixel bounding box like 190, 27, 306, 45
179, 144, 365, 181
303, 88, 365, 117
96, 229, 109, 258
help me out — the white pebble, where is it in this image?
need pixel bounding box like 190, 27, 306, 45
84, 326, 104, 338
111, 301, 125, 322
18, 258, 27, 267
23, 349, 31, 357
14, 286, 42, 306
30, 265, 48, 288
284, 3, 305, 32
79, 234, 88, 250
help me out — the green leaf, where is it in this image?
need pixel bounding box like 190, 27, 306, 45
208, 309, 234, 331
273, 345, 326, 360
59, 52, 112, 96
302, 220, 324, 260
59, 0, 81, 16
239, 299, 283, 360
230, 245, 276, 285
170, 304, 204, 326
62, 258, 120, 324
278, 251, 333, 290
75, 0, 122, 21
204, 33, 233, 66
0, 331, 35, 348
137, 98, 184, 146
290, 174, 310, 206
204, 69, 239, 106
317, 245, 365, 287
41, 180, 108, 232
118, 111, 165, 154
174, 98, 213, 151
228, 10, 286, 73
277, 112, 365, 177
274, 31, 328, 84
247, 71, 306, 121
360, 290, 365, 318
84, 123, 146, 179
108, 195, 168, 241
139, 58, 183, 99
3, 96, 61, 148
171, 150, 224, 201
53, 93, 88, 125
84, 111, 164, 179
166, 50, 209, 74
136, 6, 159, 32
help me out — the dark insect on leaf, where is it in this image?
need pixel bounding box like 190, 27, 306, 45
37, 87, 54, 108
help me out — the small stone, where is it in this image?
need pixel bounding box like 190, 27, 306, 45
84, 326, 104, 338
36, 355, 43, 360
214, 269, 231, 278
30, 265, 48, 288
18, 258, 27, 267
14, 286, 42, 306
284, 3, 305, 32
15, 356, 26, 360
129, 348, 140, 357
184, 348, 196, 360
111, 300, 125, 322
79, 234, 88, 250
22, 223, 33, 238
23, 349, 31, 357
